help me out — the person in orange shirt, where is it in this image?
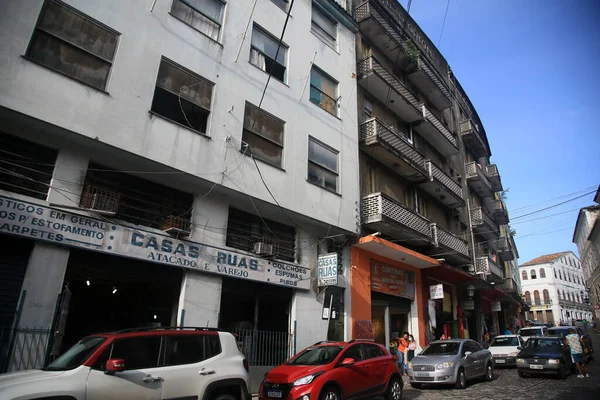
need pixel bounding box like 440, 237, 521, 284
397, 332, 409, 375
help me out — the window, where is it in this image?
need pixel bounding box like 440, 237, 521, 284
533, 290, 541, 305
576, 293, 581, 303
226, 207, 296, 262
170, 0, 224, 41
310, 67, 338, 116
362, 344, 385, 359
342, 344, 363, 361
271, 0, 288, 11
26, 0, 119, 91
470, 341, 483, 352
563, 290, 566, 300
250, 25, 288, 82
524, 291, 531, 304
539, 268, 546, 278
308, 137, 339, 192
364, 98, 373, 120
543, 289, 550, 304
311, 2, 337, 48
151, 58, 214, 134
109, 337, 162, 370
242, 102, 285, 168
164, 334, 221, 366
554, 269, 557, 278
557, 289, 561, 299
530, 269, 537, 279
522, 270, 528, 281
568, 273, 572, 282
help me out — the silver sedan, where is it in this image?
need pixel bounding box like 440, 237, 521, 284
407, 339, 494, 389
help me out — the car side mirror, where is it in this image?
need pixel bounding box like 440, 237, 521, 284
341, 357, 355, 366
464, 351, 472, 358
517, 346, 522, 350
105, 359, 125, 375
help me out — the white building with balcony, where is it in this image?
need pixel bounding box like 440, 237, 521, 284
0, 0, 358, 380
519, 251, 593, 325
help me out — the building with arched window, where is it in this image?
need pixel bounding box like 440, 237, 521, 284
519, 251, 592, 324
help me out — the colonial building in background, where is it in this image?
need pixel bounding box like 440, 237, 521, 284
573, 185, 600, 324
0, 0, 358, 384
350, 0, 522, 348
519, 251, 593, 324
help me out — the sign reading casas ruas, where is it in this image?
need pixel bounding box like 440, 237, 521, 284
317, 253, 338, 286
370, 260, 415, 300
0, 194, 311, 290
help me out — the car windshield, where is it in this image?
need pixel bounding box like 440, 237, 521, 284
286, 346, 344, 365
524, 338, 563, 351
491, 337, 519, 347
546, 329, 568, 338
44, 336, 106, 371
421, 342, 460, 356
518, 329, 540, 337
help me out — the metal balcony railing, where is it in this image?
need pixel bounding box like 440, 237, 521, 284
424, 160, 463, 200
460, 119, 488, 158
527, 299, 553, 306
486, 164, 503, 192
465, 162, 493, 197
491, 199, 509, 225
470, 207, 498, 238
357, 57, 420, 106
431, 223, 469, 258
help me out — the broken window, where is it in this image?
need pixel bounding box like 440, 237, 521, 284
151, 57, 214, 134
26, 0, 119, 91
171, 0, 225, 41
308, 137, 338, 192
242, 103, 284, 168
250, 25, 288, 83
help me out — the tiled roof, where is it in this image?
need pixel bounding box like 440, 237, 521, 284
521, 251, 570, 267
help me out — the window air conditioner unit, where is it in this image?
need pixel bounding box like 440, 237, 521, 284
254, 241, 274, 256
80, 185, 120, 215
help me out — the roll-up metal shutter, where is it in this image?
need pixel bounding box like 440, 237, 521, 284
0, 234, 33, 327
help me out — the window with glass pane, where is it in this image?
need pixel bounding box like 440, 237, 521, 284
250, 25, 288, 82
271, 0, 288, 11
109, 336, 162, 370
26, 0, 119, 91
151, 58, 214, 134
242, 103, 284, 168
310, 67, 338, 116
171, 0, 224, 41
308, 137, 338, 192
311, 3, 337, 47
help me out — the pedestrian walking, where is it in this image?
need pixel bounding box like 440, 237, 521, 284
397, 332, 409, 375
565, 328, 590, 378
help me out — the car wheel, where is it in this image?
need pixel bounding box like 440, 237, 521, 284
455, 368, 467, 389
558, 365, 567, 380
484, 363, 494, 381
410, 383, 422, 389
319, 386, 340, 400
385, 377, 402, 400
518, 371, 527, 378
215, 395, 237, 400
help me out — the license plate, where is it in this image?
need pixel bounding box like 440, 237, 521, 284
267, 390, 282, 398
495, 359, 506, 363
530, 364, 543, 370
416, 372, 429, 377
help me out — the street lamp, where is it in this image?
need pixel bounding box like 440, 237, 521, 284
466, 284, 475, 299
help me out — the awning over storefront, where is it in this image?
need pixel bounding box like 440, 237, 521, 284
355, 236, 440, 269
421, 263, 478, 286
481, 287, 520, 306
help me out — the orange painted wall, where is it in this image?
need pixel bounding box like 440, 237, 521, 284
350, 246, 427, 347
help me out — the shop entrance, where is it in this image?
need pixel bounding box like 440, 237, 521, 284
371, 292, 411, 349
59, 249, 183, 353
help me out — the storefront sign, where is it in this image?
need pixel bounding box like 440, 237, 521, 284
491, 301, 501, 312
0, 195, 311, 290
429, 284, 444, 300
317, 253, 338, 286
463, 299, 475, 311
370, 260, 415, 300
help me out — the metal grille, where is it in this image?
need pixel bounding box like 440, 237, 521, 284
487, 164, 499, 177
465, 162, 492, 191
162, 215, 191, 234
361, 193, 432, 238
422, 106, 456, 146
434, 225, 469, 256
415, 376, 435, 381
354, 0, 370, 21
460, 119, 478, 135
426, 160, 463, 199
487, 258, 504, 279
413, 364, 436, 371
228, 328, 292, 367
1, 327, 51, 372
418, 58, 451, 100
526, 359, 547, 365
497, 236, 509, 251
475, 257, 490, 274
366, 56, 420, 107
80, 185, 121, 213
491, 200, 507, 214
360, 119, 427, 175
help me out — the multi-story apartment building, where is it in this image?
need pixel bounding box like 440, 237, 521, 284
0, 0, 359, 378
519, 251, 593, 324
349, 0, 521, 347
573, 185, 600, 324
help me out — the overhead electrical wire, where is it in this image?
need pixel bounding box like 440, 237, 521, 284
437, 0, 451, 47
511, 190, 596, 220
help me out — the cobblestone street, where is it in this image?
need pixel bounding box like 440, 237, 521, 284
397, 332, 600, 400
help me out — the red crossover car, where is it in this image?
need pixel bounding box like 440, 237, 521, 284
259, 339, 403, 400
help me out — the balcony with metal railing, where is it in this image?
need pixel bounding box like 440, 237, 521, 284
486, 164, 503, 192
420, 160, 465, 208
357, 57, 422, 123
474, 255, 504, 282
359, 118, 428, 182
417, 105, 458, 157
497, 234, 515, 261
491, 199, 509, 225
498, 277, 519, 293
460, 119, 488, 159
526, 299, 553, 306
430, 223, 470, 264
465, 161, 493, 198
361, 192, 433, 245
407, 57, 452, 110
471, 207, 498, 240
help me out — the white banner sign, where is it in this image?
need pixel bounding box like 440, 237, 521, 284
429, 284, 444, 300
0, 195, 311, 290
491, 301, 502, 312
317, 253, 338, 286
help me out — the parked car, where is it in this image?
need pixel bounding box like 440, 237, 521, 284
259, 339, 402, 400
516, 336, 573, 379
0, 327, 251, 400
407, 339, 493, 390
545, 326, 594, 361
517, 326, 547, 342
488, 335, 525, 367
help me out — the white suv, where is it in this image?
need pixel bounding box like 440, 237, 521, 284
0, 327, 251, 400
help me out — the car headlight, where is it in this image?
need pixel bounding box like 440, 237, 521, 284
516, 358, 525, 363
508, 352, 519, 357
293, 373, 322, 386
436, 361, 455, 369
407, 361, 412, 369
548, 359, 560, 365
